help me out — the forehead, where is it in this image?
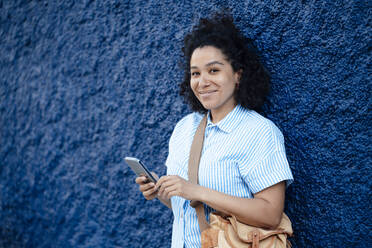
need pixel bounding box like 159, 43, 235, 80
190, 46, 227, 66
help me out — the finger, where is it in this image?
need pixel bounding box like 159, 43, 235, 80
162, 184, 179, 199
157, 185, 167, 199
143, 186, 158, 197
158, 179, 180, 198
139, 182, 156, 192
157, 177, 174, 193
156, 175, 169, 186
135, 176, 149, 184
141, 183, 158, 200
158, 184, 179, 199
157, 181, 171, 197
143, 192, 156, 200
156, 175, 177, 188
158, 177, 190, 199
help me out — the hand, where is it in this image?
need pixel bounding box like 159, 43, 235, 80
135, 172, 159, 200
155, 175, 199, 201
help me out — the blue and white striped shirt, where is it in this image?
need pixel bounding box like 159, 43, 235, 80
165, 105, 294, 248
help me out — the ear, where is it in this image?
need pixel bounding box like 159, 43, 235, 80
234, 69, 243, 84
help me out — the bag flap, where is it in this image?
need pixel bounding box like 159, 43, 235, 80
228, 213, 293, 242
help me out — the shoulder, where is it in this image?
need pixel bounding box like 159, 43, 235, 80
248, 111, 282, 133
237, 110, 285, 146
239, 110, 282, 133
174, 112, 204, 131
169, 112, 204, 143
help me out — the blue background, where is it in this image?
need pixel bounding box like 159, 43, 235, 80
1, 0, 371, 247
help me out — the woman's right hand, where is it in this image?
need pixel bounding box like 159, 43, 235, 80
135, 173, 159, 200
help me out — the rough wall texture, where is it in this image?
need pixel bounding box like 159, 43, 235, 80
1, 0, 370, 247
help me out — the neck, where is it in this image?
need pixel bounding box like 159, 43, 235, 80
210, 103, 237, 123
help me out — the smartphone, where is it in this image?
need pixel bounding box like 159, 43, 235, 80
124, 157, 157, 183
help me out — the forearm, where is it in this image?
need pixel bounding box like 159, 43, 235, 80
155, 174, 285, 227
195, 184, 284, 229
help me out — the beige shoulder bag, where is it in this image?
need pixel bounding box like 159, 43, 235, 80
188, 115, 293, 248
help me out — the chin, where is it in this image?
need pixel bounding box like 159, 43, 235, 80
198, 97, 221, 110
199, 101, 213, 110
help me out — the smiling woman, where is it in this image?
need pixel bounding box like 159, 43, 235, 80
135, 11, 294, 248
190, 46, 240, 123
180, 12, 271, 116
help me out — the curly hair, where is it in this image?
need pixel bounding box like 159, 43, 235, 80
180, 12, 271, 113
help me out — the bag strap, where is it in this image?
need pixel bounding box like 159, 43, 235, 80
187, 115, 210, 232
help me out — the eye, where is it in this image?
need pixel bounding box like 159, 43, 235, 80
191, 71, 200, 77
209, 68, 219, 74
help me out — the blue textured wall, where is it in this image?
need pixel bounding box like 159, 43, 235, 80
1, 0, 370, 247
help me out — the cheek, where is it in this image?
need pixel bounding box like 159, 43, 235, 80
190, 80, 197, 94
222, 82, 237, 95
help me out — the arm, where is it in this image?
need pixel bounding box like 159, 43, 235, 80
156, 176, 286, 229
197, 181, 285, 229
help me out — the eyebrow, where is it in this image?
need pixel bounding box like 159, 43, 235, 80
190, 61, 224, 70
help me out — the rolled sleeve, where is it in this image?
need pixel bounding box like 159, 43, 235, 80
243, 150, 294, 194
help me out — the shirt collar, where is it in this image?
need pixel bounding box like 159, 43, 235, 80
206, 105, 247, 133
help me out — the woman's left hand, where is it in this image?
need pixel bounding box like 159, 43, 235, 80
155, 175, 200, 200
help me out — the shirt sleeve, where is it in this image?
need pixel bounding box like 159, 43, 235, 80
245, 150, 293, 194
165, 125, 182, 176
165, 125, 177, 170
239, 122, 294, 194
164, 113, 195, 173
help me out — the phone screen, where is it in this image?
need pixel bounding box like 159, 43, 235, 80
125, 157, 157, 183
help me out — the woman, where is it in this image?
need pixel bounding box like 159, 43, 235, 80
136, 12, 293, 248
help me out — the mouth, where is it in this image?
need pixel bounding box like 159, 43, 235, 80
199, 90, 217, 97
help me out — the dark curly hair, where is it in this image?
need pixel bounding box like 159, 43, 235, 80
180, 12, 270, 113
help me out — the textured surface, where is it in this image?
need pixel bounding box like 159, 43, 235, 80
0, 0, 371, 247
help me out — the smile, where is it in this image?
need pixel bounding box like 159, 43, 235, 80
199, 90, 217, 97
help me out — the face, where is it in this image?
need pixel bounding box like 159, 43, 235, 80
190, 46, 240, 118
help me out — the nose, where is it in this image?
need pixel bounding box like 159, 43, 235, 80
199, 73, 210, 87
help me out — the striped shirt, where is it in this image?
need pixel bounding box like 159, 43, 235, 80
165, 104, 294, 248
